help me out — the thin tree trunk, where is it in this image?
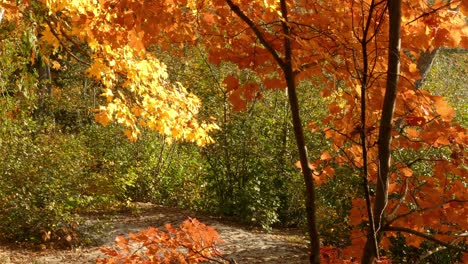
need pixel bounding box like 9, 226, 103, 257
34, 54, 52, 122
225, 1, 320, 262
279, 1, 320, 263
284, 64, 321, 264
359, 1, 381, 259
361, 0, 402, 263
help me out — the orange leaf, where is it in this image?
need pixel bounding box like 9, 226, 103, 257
312, 174, 322, 184
223, 76, 239, 92
243, 82, 259, 101
432, 96, 455, 121
95, 111, 112, 126
328, 102, 341, 115
203, 12, 216, 25
409, 63, 418, 73
322, 166, 335, 178
124, 129, 137, 142
405, 127, 419, 138
262, 77, 284, 90
433, 28, 451, 47
320, 88, 332, 97
407, 234, 424, 247
320, 151, 332, 160
128, 30, 146, 52
307, 121, 318, 132
294, 160, 302, 169
406, 115, 426, 126
228, 89, 247, 112
115, 235, 128, 245
400, 167, 413, 177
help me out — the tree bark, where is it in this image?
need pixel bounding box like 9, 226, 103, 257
279, 1, 320, 263
361, 0, 402, 263
284, 63, 321, 264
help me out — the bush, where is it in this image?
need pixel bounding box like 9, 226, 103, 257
0, 117, 91, 245
97, 218, 225, 264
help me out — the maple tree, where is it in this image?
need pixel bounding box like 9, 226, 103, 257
191, 0, 468, 263
1, 0, 218, 145
2, 0, 467, 263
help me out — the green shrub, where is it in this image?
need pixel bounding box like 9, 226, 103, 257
0, 118, 90, 245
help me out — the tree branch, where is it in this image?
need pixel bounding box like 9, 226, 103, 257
386, 199, 468, 226
384, 225, 468, 253
405, 0, 461, 25
225, 0, 285, 70
45, 20, 90, 66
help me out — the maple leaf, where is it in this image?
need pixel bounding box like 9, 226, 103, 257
95, 111, 111, 127
228, 89, 247, 112
223, 75, 239, 92
99, 218, 224, 263
39, 26, 60, 50
50, 60, 61, 70
320, 151, 332, 161
399, 167, 413, 178
432, 96, 455, 121
404, 127, 419, 138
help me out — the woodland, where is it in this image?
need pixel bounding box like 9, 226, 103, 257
0, 0, 467, 263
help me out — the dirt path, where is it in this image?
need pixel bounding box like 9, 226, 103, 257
0, 203, 309, 263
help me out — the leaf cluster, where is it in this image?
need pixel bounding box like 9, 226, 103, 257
97, 218, 225, 264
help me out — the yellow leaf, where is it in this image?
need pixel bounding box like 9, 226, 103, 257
87, 60, 104, 79
51, 60, 61, 70
40, 26, 60, 50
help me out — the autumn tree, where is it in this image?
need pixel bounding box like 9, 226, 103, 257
1, 0, 218, 145
189, 0, 468, 263
2, 0, 467, 263
178, 1, 466, 263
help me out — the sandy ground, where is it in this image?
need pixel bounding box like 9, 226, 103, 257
0, 203, 310, 263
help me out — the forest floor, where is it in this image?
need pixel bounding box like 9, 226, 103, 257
0, 203, 310, 263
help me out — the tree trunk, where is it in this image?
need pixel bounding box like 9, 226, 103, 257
284, 64, 321, 264
361, 0, 402, 263
279, 1, 320, 263
34, 55, 52, 121
225, 1, 321, 262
